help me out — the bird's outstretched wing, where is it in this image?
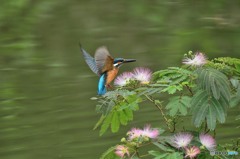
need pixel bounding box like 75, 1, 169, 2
80, 45, 100, 76
94, 46, 114, 75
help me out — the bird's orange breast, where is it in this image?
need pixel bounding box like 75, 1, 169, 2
106, 68, 119, 85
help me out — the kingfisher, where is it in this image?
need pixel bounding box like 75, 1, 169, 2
80, 45, 136, 95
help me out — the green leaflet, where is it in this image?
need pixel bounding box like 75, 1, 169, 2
230, 78, 240, 108
191, 90, 228, 130
230, 77, 239, 89
171, 74, 188, 85
119, 110, 128, 125
100, 111, 113, 136
149, 151, 182, 159
190, 90, 208, 114
148, 151, 168, 159
212, 57, 240, 76
206, 103, 217, 130
99, 109, 135, 135
138, 87, 163, 96
152, 67, 196, 95
192, 98, 209, 127
162, 85, 183, 94
180, 96, 192, 108
230, 95, 240, 108
179, 104, 187, 115
97, 90, 141, 135
96, 90, 136, 115
100, 146, 117, 159
152, 142, 174, 152
111, 111, 120, 133
237, 86, 240, 96
211, 98, 225, 123
124, 94, 141, 111
166, 152, 183, 159
166, 96, 191, 116
124, 109, 133, 121
196, 68, 231, 101
93, 115, 105, 130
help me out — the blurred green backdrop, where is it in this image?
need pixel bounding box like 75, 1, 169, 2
0, 0, 240, 159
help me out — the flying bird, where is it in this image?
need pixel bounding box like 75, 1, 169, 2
80, 45, 136, 95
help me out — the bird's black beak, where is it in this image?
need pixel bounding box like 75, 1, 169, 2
123, 59, 136, 63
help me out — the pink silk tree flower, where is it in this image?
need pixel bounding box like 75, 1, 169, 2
127, 128, 143, 141
142, 124, 159, 139
185, 146, 201, 159
114, 72, 134, 86
172, 132, 193, 148
132, 67, 152, 84
115, 145, 130, 158
199, 133, 216, 151
127, 125, 159, 141
182, 52, 207, 66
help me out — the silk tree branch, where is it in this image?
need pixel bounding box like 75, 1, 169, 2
144, 94, 173, 132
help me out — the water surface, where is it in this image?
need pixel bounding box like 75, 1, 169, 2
1, 1, 240, 158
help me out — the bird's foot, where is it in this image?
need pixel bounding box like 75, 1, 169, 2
106, 84, 113, 89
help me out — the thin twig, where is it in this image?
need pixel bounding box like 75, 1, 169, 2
135, 147, 140, 158
185, 85, 194, 96
171, 118, 176, 133
205, 129, 210, 134
144, 94, 172, 132
130, 151, 136, 159
204, 118, 208, 133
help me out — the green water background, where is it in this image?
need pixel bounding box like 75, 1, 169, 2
0, 0, 240, 158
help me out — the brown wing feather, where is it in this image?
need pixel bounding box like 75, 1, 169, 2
102, 56, 114, 73
94, 46, 114, 74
